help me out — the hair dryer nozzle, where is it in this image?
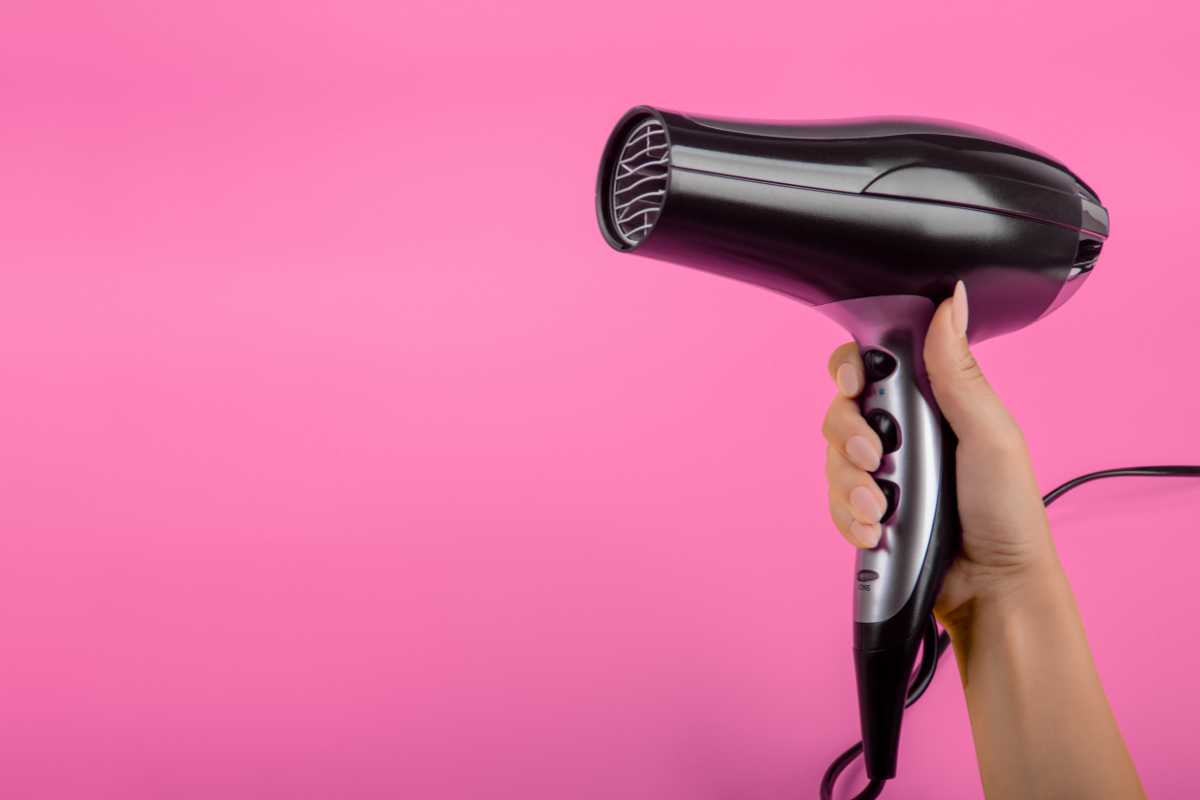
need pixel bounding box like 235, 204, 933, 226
597, 109, 671, 251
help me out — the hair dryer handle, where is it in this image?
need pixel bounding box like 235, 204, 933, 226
820, 295, 962, 780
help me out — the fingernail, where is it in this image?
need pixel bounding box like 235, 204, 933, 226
835, 362, 862, 397
845, 435, 881, 471
850, 520, 882, 548
952, 280, 969, 338
849, 485, 885, 522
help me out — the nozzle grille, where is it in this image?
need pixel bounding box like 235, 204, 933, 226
610, 119, 669, 246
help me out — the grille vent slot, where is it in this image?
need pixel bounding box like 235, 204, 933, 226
610, 119, 669, 246
1074, 239, 1102, 269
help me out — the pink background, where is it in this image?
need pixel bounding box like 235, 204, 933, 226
2, 1, 1198, 798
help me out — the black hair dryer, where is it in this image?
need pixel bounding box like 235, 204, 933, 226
594, 106, 1108, 782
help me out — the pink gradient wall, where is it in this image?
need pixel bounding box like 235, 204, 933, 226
1, 1, 1198, 798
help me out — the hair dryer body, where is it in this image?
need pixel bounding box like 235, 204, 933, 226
595, 106, 1108, 781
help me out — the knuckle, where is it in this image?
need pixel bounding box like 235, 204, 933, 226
955, 350, 986, 384
928, 348, 986, 387
827, 347, 863, 386
827, 342, 858, 375
826, 492, 840, 518
827, 501, 851, 535
821, 405, 838, 439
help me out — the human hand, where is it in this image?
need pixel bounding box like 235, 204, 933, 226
821, 282, 1062, 629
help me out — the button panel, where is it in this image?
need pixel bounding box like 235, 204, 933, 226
818, 295, 944, 625
862, 350, 901, 527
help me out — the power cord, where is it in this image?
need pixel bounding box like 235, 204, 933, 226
819, 465, 1200, 800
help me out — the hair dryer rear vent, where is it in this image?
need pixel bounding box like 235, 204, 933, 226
609, 119, 669, 246
1073, 238, 1103, 275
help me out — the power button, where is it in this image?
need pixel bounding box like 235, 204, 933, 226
862, 349, 898, 382
866, 409, 901, 453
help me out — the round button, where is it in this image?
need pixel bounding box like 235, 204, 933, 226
874, 478, 899, 522
862, 349, 898, 382
865, 409, 900, 453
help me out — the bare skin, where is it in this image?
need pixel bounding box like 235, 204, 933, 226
822, 282, 1146, 800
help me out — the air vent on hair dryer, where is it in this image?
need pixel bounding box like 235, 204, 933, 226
609, 119, 669, 246
1074, 238, 1103, 273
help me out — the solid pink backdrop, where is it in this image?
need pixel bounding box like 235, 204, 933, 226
1, 1, 1198, 798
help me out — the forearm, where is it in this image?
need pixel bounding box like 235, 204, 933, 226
946, 564, 1145, 800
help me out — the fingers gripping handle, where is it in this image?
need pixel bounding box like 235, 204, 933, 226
819, 294, 962, 781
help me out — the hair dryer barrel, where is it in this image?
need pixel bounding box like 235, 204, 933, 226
597, 105, 1107, 343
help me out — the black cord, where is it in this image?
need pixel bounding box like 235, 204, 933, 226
819, 465, 1200, 799
1040, 465, 1200, 507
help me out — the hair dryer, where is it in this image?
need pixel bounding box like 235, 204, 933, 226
594, 106, 1108, 782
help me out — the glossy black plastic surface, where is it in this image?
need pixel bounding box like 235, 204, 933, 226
866, 409, 901, 454
862, 349, 898, 382
855, 421, 959, 779
596, 106, 1108, 343
875, 479, 899, 523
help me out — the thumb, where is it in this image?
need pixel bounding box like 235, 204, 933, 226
923, 281, 1017, 446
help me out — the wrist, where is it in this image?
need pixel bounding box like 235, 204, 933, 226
939, 552, 1069, 643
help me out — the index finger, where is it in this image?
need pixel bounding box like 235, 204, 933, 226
827, 342, 864, 398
